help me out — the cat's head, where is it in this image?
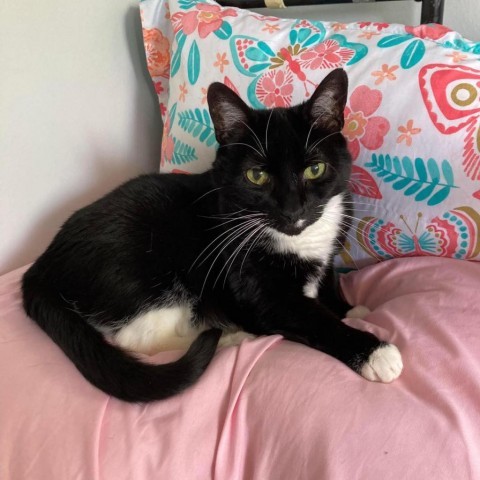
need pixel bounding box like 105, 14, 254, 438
207, 69, 351, 236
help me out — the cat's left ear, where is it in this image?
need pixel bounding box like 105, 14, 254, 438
207, 82, 251, 145
305, 68, 348, 132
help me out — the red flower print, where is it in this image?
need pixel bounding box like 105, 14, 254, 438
154, 81, 164, 94
300, 40, 354, 69
405, 24, 452, 41
358, 21, 390, 31
174, 4, 237, 39
343, 85, 390, 160
255, 70, 294, 108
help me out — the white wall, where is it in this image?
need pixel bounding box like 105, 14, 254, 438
0, 0, 163, 274
0, 0, 478, 275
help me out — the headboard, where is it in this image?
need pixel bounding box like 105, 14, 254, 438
217, 0, 445, 24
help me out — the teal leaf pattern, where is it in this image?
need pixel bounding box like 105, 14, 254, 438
400, 39, 426, 69
365, 154, 458, 206
214, 21, 233, 40
377, 34, 413, 48
172, 138, 197, 164
178, 0, 198, 9
178, 108, 217, 147
171, 32, 187, 78
377, 34, 425, 69
187, 40, 200, 85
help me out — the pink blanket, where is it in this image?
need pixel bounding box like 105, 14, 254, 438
1, 257, 479, 479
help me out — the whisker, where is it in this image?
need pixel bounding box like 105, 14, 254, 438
218, 222, 266, 289
191, 187, 223, 205
200, 220, 261, 296
189, 218, 261, 272
240, 121, 266, 157
334, 237, 360, 271
306, 131, 343, 154
239, 225, 269, 278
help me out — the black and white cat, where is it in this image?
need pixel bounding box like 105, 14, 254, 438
22, 69, 402, 402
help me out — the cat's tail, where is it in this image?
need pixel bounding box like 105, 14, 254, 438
22, 282, 222, 403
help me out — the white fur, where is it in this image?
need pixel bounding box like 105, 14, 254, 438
114, 305, 203, 355
360, 344, 403, 383
346, 305, 371, 319
266, 193, 344, 261
218, 330, 256, 348
303, 266, 324, 299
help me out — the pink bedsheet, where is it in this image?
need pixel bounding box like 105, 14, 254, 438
1, 257, 479, 479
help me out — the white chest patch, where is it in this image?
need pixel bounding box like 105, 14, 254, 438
266, 193, 344, 262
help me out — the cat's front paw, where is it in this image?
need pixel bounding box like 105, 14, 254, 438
218, 330, 256, 349
360, 344, 403, 383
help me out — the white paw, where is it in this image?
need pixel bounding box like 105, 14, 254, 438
360, 344, 403, 383
218, 331, 256, 348
346, 305, 371, 319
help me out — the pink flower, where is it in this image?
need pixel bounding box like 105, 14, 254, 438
300, 40, 354, 69
256, 70, 294, 108
405, 24, 452, 41
342, 85, 390, 160
175, 4, 237, 39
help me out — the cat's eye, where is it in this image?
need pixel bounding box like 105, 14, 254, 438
304, 162, 326, 180
246, 168, 269, 186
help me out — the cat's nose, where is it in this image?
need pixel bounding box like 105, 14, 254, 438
281, 208, 304, 223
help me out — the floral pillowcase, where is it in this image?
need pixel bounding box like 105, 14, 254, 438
140, 0, 480, 269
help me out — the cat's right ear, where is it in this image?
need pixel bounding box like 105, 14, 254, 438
207, 82, 250, 145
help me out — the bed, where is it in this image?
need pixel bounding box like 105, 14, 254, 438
2, 0, 480, 478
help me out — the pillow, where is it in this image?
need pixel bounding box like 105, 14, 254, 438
139, 0, 480, 268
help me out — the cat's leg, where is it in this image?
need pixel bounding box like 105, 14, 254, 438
249, 297, 402, 383
114, 304, 206, 355
317, 267, 370, 320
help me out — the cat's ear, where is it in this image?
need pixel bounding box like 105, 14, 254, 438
305, 68, 348, 132
207, 82, 250, 145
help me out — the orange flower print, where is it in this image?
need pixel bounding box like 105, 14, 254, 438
397, 119, 421, 146
446, 51, 468, 63
358, 31, 380, 40
262, 23, 280, 34
343, 112, 368, 142
179, 82, 188, 102
332, 23, 347, 32
201, 87, 208, 105
143, 28, 170, 79
214, 52, 229, 73
371, 64, 399, 85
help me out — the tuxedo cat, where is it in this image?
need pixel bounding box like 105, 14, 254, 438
22, 69, 402, 402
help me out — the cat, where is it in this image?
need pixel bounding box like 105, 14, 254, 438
22, 69, 402, 403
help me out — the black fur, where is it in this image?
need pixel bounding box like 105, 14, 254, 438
22, 69, 385, 402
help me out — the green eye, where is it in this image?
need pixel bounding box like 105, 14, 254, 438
246, 168, 269, 186
304, 162, 326, 180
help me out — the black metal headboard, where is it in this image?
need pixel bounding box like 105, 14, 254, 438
217, 0, 445, 25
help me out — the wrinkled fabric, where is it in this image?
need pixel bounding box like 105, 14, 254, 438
1, 257, 479, 479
